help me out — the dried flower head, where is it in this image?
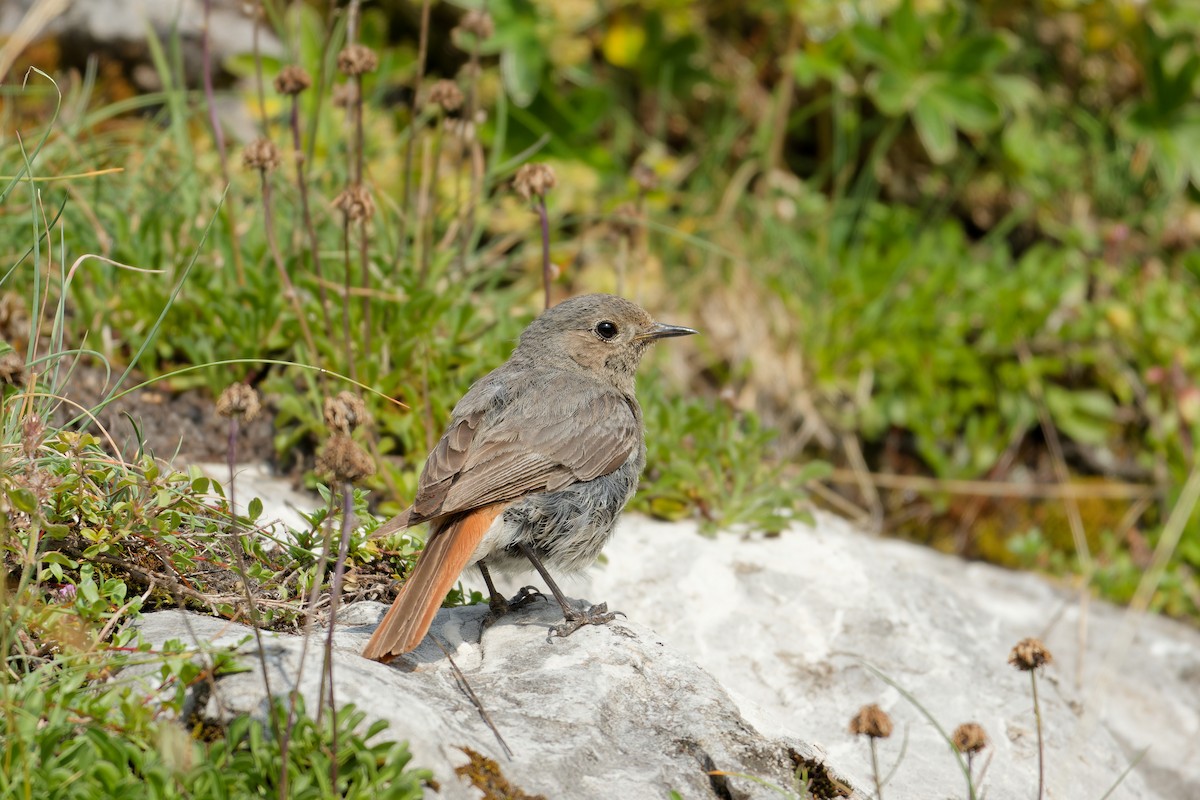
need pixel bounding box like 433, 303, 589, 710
1009, 637, 1053, 671
632, 162, 657, 192
0, 350, 26, 386
17, 465, 58, 504
513, 163, 557, 202
848, 704, 893, 739
242, 138, 281, 173
333, 185, 375, 222
427, 79, 464, 112
332, 82, 359, 108
274, 65, 312, 95
216, 382, 262, 421
0, 292, 28, 341
337, 44, 378, 77
456, 9, 494, 40
317, 434, 375, 483
21, 413, 44, 459
324, 391, 369, 435
951, 722, 989, 754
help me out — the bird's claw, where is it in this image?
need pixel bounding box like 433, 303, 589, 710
487, 585, 545, 619
508, 585, 545, 609
550, 602, 623, 638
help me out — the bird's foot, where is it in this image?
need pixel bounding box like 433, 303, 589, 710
487, 586, 544, 619
550, 602, 624, 638
508, 585, 545, 609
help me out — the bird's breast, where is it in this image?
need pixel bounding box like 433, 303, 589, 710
471, 445, 644, 574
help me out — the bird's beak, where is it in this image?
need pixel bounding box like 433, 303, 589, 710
638, 321, 698, 341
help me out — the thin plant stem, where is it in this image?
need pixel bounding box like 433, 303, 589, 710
223, 417, 278, 739
399, 0, 433, 273
536, 196, 551, 309
357, 209, 371, 371
252, 0, 268, 132
352, 111, 370, 361
340, 215, 357, 383
200, 0, 246, 286
305, 494, 338, 729
420, 119, 445, 282
322, 484, 357, 790
289, 94, 334, 341
459, 36, 483, 272
226, 412, 289, 800
341, 1, 372, 362
869, 738, 884, 800
1031, 670, 1045, 800
201, 0, 226, 163
259, 173, 319, 361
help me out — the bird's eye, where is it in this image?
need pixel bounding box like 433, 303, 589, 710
595, 320, 619, 340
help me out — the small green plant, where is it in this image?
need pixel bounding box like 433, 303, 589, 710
0, 664, 428, 800
636, 385, 828, 534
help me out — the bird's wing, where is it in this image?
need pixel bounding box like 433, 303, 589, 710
409, 376, 640, 524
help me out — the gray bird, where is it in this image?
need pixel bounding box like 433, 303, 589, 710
362, 294, 696, 660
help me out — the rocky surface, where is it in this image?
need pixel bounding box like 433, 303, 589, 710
135, 605, 854, 800
2, 0, 280, 87
568, 514, 1197, 800
138, 462, 1200, 800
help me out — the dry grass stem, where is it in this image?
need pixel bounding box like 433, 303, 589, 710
826, 469, 1159, 500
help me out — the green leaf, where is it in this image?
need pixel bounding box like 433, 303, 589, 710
868, 70, 916, 117
937, 79, 1002, 133
1044, 386, 1115, 446
40, 551, 78, 568
501, 36, 544, 108
791, 48, 845, 89
248, 497, 264, 521
943, 33, 1010, 75
912, 93, 957, 163
8, 487, 37, 513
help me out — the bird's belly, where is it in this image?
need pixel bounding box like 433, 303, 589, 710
469, 457, 641, 574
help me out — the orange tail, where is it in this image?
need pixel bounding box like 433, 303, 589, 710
362, 504, 504, 661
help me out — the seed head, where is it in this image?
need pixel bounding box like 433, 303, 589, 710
21, 413, 44, 459
333, 185, 375, 222
456, 9, 494, 40
274, 65, 312, 95
324, 391, 369, 435
513, 163, 557, 202
0, 350, 26, 386
0, 292, 28, 341
317, 434, 375, 483
216, 383, 262, 422
951, 722, 989, 754
848, 704, 893, 739
242, 138, 281, 173
427, 79, 464, 112
1009, 637, 1053, 671
338, 44, 379, 77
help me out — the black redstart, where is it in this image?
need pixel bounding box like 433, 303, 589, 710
362, 294, 696, 660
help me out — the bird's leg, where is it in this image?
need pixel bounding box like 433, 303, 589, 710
516, 543, 620, 637
478, 562, 542, 618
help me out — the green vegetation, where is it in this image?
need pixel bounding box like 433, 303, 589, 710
2, 0, 1200, 795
